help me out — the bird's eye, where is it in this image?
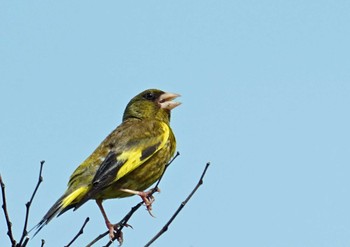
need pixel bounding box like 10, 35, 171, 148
143, 92, 155, 100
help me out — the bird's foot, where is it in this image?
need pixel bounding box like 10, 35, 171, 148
97, 199, 125, 245
139, 188, 160, 217
120, 187, 161, 216
106, 222, 125, 245
106, 221, 116, 239
112, 229, 123, 246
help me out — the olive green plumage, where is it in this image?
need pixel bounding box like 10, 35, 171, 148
34, 89, 180, 235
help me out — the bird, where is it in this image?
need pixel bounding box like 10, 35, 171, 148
33, 88, 181, 239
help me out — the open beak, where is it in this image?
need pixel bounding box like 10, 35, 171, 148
158, 92, 181, 110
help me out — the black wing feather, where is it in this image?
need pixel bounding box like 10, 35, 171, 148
73, 151, 126, 209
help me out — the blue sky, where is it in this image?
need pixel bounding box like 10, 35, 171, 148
1, 1, 350, 246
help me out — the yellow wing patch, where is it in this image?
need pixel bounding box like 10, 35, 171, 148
115, 122, 170, 181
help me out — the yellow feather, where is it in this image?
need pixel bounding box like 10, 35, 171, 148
61, 186, 89, 209
115, 122, 170, 181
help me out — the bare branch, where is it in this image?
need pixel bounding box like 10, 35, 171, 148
152, 151, 180, 193
85, 231, 108, 247
65, 217, 90, 247
1, 154, 208, 247
21, 237, 29, 247
18, 161, 45, 246
0, 174, 17, 247
144, 162, 210, 247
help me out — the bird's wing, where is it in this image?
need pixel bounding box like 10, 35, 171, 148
74, 121, 170, 207
91, 151, 120, 187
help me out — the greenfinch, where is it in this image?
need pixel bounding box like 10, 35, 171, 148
34, 89, 180, 238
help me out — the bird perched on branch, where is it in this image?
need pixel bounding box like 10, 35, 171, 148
33, 89, 181, 239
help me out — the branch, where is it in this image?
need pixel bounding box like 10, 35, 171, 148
65, 217, 90, 247
21, 237, 29, 247
86, 152, 180, 247
85, 230, 108, 247
151, 151, 180, 193
18, 161, 45, 246
144, 162, 210, 247
0, 174, 17, 247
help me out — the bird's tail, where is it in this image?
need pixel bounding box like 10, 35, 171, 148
31, 186, 88, 237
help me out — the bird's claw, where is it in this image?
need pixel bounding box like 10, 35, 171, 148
139, 188, 159, 217
111, 230, 123, 246
106, 222, 116, 240
119, 187, 160, 217
146, 203, 155, 217
107, 223, 125, 245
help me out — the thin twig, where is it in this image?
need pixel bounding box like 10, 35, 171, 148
0, 174, 17, 247
85, 231, 108, 247
40, 239, 45, 247
65, 217, 90, 247
86, 152, 180, 247
144, 162, 210, 247
18, 161, 45, 246
152, 151, 180, 193
21, 237, 30, 247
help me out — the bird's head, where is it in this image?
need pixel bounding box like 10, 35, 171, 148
123, 89, 181, 123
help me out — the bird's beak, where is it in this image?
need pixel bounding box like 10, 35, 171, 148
159, 92, 181, 110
